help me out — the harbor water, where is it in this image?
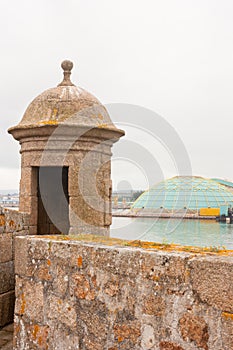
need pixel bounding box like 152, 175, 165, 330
110, 217, 233, 250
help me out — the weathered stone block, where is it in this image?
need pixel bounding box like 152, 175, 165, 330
93, 247, 141, 277
79, 169, 99, 197
69, 196, 84, 220
28, 196, 38, 226
21, 151, 42, 167
19, 167, 37, 196
69, 195, 105, 227
5, 209, 29, 233
0, 233, 12, 263
14, 237, 29, 276
190, 256, 233, 313
14, 316, 49, 350
19, 195, 30, 213
4, 214, 18, 233
46, 294, 77, 330
27, 226, 36, 235
14, 279, 44, 323
70, 272, 96, 301
68, 166, 81, 196
76, 299, 108, 344
28, 238, 51, 260
141, 251, 188, 282
0, 291, 15, 327
50, 264, 68, 297
0, 261, 14, 293
113, 321, 141, 345
80, 195, 105, 226
179, 312, 209, 350
221, 312, 233, 350
143, 294, 165, 316
47, 324, 80, 350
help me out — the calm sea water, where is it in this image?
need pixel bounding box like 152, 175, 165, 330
110, 217, 233, 250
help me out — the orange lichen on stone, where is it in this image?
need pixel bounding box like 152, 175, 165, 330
31, 324, 49, 349
222, 312, 233, 320
52, 108, 58, 117
151, 275, 160, 282
9, 220, 15, 227
32, 234, 233, 256
32, 324, 40, 338
39, 120, 58, 125
128, 239, 231, 255
77, 256, 83, 268
14, 324, 20, 335
98, 123, 108, 128
0, 215, 5, 226
185, 269, 191, 281
19, 293, 26, 315
72, 273, 95, 300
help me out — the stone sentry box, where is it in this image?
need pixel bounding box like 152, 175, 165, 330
8, 60, 124, 236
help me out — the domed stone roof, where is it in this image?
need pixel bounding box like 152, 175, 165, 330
9, 60, 122, 133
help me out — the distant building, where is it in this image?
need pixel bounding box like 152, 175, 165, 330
112, 190, 143, 208
0, 194, 19, 207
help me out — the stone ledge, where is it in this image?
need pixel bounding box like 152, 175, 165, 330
13, 235, 233, 350
16, 233, 233, 255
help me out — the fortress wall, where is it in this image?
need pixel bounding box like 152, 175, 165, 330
14, 235, 233, 350
0, 208, 29, 328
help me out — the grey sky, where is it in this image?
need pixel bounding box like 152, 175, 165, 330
1, 0, 233, 189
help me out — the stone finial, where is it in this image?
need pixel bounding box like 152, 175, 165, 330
58, 60, 75, 86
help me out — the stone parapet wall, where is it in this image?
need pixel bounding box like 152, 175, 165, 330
14, 235, 233, 350
0, 207, 30, 328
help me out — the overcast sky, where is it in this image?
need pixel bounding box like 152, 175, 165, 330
1, 0, 233, 190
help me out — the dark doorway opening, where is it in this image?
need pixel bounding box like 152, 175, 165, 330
37, 166, 70, 235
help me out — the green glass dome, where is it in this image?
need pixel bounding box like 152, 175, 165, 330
132, 176, 233, 210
